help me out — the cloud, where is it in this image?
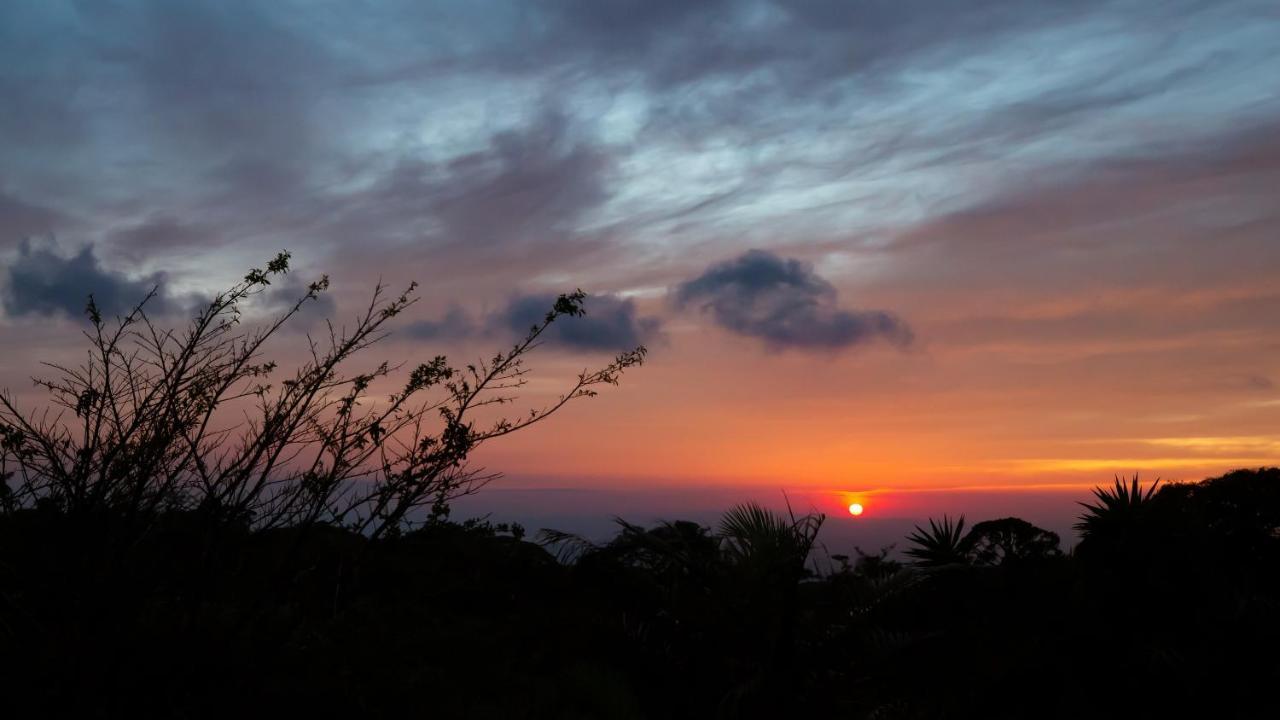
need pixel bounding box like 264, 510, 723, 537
498, 293, 660, 351
3, 241, 168, 320
405, 306, 477, 341
0, 191, 66, 249
105, 214, 225, 262
538, 0, 1085, 90
432, 112, 612, 249
258, 274, 338, 329
674, 249, 912, 351
307, 110, 620, 291
0, 0, 1276, 350
405, 292, 660, 352
107, 0, 337, 164
335, 111, 613, 252
880, 119, 1280, 293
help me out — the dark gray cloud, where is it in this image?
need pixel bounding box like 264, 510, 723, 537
405, 306, 476, 341
2, 239, 333, 326
675, 250, 912, 351
3, 241, 168, 320
499, 293, 659, 351
406, 292, 659, 352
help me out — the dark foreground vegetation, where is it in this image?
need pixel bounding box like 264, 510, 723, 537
3, 469, 1279, 718
2, 466, 1280, 712
1, 259, 1277, 717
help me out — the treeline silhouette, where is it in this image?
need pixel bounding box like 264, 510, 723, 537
3, 469, 1278, 718
1, 260, 1277, 717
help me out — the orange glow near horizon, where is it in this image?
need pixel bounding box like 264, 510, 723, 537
469, 327, 1280, 503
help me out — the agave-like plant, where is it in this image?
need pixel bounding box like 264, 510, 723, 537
903, 515, 970, 566
1075, 474, 1160, 539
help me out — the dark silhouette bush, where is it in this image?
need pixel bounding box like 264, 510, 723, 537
2, 468, 1280, 717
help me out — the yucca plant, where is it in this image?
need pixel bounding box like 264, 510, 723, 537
904, 515, 970, 566
1075, 474, 1161, 540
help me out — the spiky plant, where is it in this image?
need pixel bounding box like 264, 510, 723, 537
903, 515, 970, 566
1075, 474, 1161, 539
719, 501, 824, 576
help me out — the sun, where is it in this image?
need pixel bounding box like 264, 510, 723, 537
848, 502, 864, 517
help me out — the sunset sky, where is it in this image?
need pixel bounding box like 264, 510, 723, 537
2, 1, 1278, 534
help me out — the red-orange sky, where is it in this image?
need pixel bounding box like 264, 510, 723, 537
2, 1, 1278, 534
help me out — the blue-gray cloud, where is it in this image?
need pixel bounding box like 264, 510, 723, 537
540, 0, 1113, 90
3, 241, 169, 320
406, 292, 660, 352
674, 250, 912, 351
405, 306, 476, 341
499, 293, 659, 351
0, 0, 1277, 335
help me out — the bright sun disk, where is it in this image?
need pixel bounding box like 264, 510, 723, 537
848, 503, 864, 516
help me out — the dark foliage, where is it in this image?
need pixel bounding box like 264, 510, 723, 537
964, 517, 1063, 566
2, 468, 1278, 717
903, 514, 970, 566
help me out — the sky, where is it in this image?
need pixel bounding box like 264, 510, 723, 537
2, 1, 1279, 540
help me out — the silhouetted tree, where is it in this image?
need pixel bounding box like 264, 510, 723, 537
963, 517, 1062, 566
845, 545, 904, 580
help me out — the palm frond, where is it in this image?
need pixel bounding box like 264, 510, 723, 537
718, 501, 825, 570
537, 527, 597, 564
